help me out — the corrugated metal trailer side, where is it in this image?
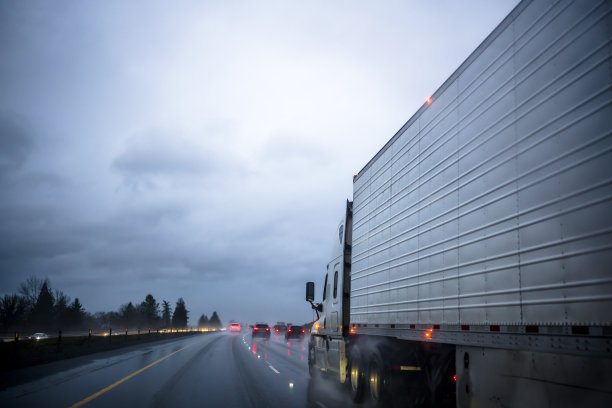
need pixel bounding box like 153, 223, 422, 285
350, 0, 612, 353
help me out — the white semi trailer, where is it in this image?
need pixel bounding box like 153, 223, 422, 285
305, 0, 612, 406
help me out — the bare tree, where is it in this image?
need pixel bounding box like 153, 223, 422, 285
19, 276, 48, 311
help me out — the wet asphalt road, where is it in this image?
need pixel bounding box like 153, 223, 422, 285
0, 331, 356, 408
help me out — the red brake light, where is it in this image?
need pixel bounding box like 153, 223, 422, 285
266, 328, 269, 331
301, 329, 305, 333
453, 374, 457, 382
254, 327, 259, 331
288, 328, 292, 332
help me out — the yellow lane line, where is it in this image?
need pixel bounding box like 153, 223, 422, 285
67, 338, 204, 408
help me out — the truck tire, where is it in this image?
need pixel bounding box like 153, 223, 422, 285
348, 345, 366, 403
367, 351, 389, 408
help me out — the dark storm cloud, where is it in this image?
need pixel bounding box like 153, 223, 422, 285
0, 111, 33, 173
0, 203, 83, 259
0, 112, 77, 274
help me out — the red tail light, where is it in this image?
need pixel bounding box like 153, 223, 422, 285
266, 328, 269, 331
288, 328, 292, 332
254, 327, 259, 331
453, 374, 457, 382
275, 329, 279, 332
301, 329, 305, 333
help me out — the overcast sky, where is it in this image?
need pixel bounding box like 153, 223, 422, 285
0, 0, 518, 326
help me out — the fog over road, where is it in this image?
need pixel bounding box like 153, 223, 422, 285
0, 331, 356, 408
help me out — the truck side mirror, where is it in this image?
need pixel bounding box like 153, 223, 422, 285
306, 282, 315, 302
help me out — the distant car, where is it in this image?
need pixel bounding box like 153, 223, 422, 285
229, 323, 241, 332
285, 325, 305, 341
29, 332, 48, 340
252, 323, 270, 338
273, 324, 287, 335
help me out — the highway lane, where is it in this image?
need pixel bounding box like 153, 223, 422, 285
0, 331, 357, 408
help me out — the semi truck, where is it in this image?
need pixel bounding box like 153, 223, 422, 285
304, 0, 612, 406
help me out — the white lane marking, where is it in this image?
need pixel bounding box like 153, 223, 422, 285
268, 364, 280, 374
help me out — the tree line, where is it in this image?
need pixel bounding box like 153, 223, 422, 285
0, 276, 223, 333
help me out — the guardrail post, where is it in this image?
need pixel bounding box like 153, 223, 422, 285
14, 331, 18, 342
125, 328, 128, 337
109, 328, 112, 342
89, 329, 92, 339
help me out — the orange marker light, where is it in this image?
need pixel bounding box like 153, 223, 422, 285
426, 97, 432, 104
424, 328, 433, 339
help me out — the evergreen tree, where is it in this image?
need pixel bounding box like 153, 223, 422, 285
119, 302, 137, 328
54, 290, 71, 329
198, 314, 209, 328
29, 282, 54, 330
161, 300, 172, 328
140, 294, 159, 328
172, 298, 188, 328
19, 276, 47, 313
209, 311, 222, 329
69, 298, 84, 328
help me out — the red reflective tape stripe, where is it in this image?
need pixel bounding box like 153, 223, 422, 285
461, 325, 469, 331
490, 325, 500, 332
433, 324, 440, 330
525, 325, 538, 333
390, 324, 395, 329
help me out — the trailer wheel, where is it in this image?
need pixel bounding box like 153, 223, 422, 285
348, 345, 366, 402
368, 352, 389, 407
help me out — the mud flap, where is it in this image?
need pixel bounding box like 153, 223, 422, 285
339, 340, 347, 383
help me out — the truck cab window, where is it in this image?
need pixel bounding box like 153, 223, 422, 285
333, 271, 338, 298
323, 273, 328, 301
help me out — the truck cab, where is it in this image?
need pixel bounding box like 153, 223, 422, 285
307, 201, 352, 380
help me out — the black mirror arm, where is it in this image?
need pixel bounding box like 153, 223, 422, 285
309, 301, 322, 320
